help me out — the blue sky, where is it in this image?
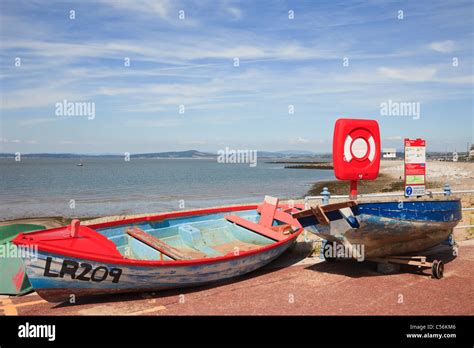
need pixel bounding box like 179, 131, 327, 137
0, 0, 472, 153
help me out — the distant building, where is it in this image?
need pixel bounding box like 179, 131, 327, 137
470, 145, 474, 160
382, 148, 397, 159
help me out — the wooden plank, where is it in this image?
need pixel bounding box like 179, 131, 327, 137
225, 214, 287, 241
256, 206, 302, 227
389, 256, 426, 260
257, 208, 302, 229
282, 205, 305, 212
311, 206, 330, 225
257, 204, 304, 214
291, 208, 318, 219
258, 196, 279, 228
126, 227, 189, 260
270, 224, 293, 235
291, 200, 357, 219
264, 195, 279, 206
321, 200, 357, 212
369, 257, 430, 267
273, 210, 302, 227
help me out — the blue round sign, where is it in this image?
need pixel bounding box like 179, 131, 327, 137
405, 186, 413, 196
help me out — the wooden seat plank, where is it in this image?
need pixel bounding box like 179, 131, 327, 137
126, 226, 190, 260
224, 214, 287, 241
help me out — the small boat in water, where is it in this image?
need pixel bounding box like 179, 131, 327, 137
293, 198, 462, 260
13, 197, 303, 302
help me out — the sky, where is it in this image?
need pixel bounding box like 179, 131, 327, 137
0, 0, 473, 154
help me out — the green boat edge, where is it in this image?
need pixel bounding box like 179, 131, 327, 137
0, 224, 46, 296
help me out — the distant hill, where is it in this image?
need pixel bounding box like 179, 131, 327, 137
0, 153, 86, 158
0, 150, 466, 160
277, 150, 318, 156
0, 150, 215, 159
0, 150, 327, 159
132, 150, 215, 158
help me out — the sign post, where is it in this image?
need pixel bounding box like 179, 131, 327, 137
404, 138, 426, 197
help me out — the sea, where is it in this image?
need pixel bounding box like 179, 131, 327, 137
0, 158, 334, 220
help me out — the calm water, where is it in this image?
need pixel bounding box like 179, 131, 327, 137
0, 158, 334, 220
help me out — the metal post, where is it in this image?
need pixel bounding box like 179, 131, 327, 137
321, 187, 330, 204
349, 180, 358, 200
444, 183, 452, 196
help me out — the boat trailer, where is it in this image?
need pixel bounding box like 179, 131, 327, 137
368, 255, 445, 279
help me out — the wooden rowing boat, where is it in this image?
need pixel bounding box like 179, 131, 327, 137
13, 197, 303, 303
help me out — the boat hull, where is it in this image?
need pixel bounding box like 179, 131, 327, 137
0, 224, 45, 296
21, 235, 296, 303
308, 215, 458, 259
302, 199, 462, 259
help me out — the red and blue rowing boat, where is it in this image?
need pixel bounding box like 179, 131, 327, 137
13, 197, 304, 303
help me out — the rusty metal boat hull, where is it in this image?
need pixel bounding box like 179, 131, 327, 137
297, 198, 462, 259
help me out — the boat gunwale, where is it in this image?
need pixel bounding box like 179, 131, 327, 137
355, 198, 463, 222
356, 213, 461, 224
356, 197, 462, 205
13, 204, 303, 267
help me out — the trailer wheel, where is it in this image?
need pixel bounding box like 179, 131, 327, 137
431, 260, 444, 279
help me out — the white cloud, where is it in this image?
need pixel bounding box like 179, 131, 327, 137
17, 118, 58, 127
429, 40, 455, 53
377, 67, 438, 82
100, 0, 171, 19
2, 80, 91, 109
124, 118, 185, 128
289, 137, 311, 144
386, 136, 403, 140
227, 7, 242, 21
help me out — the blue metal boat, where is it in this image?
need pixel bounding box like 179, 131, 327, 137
293, 198, 462, 260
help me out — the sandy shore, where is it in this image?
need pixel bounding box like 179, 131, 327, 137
381, 160, 474, 190
309, 160, 474, 195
